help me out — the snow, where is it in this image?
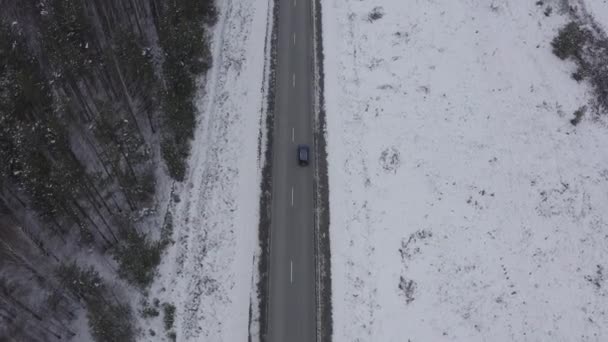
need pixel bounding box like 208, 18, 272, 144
322, 0, 608, 341
139, 0, 272, 340
70, 308, 93, 341
580, 0, 608, 30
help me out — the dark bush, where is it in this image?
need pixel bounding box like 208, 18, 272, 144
368, 7, 384, 22
551, 22, 590, 60
142, 306, 160, 318
161, 139, 187, 181
113, 228, 162, 288
87, 301, 134, 342
163, 303, 176, 331
160, 210, 174, 248
591, 65, 608, 110
571, 105, 586, 125
572, 66, 586, 82
551, 20, 608, 112
57, 263, 134, 342
56, 262, 105, 301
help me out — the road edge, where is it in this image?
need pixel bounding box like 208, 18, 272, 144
253, 0, 279, 341
311, 0, 333, 341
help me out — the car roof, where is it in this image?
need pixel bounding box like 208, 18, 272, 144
299, 145, 309, 159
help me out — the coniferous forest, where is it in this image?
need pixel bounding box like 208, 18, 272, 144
0, 0, 216, 340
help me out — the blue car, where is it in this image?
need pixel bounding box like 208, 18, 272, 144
297, 144, 310, 166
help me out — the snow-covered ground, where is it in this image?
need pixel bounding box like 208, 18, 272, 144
138, 0, 272, 340
322, 0, 608, 341
581, 0, 608, 30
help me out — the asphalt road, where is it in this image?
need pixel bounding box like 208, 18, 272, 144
267, 0, 316, 340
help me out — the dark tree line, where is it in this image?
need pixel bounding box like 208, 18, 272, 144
157, 0, 217, 180
0, 0, 217, 340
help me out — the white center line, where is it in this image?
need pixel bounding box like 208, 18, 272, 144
292, 127, 295, 142
291, 187, 294, 206
293, 32, 296, 46
292, 73, 296, 88
290, 260, 293, 283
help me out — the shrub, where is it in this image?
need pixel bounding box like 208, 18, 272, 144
57, 263, 134, 342
570, 105, 586, 125
398, 276, 417, 304
551, 22, 590, 60
368, 7, 384, 22
163, 303, 176, 331
551, 20, 608, 112
56, 262, 105, 300
572, 67, 585, 82
591, 65, 608, 110
87, 300, 134, 342
113, 228, 162, 288
160, 210, 174, 248
161, 139, 187, 181
142, 306, 160, 318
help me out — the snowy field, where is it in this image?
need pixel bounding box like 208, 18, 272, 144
137, 0, 272, 340
322, 0, 608, 341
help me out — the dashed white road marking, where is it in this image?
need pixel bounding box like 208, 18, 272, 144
292, 127, 295, 142
290, 260, 293, 283
292, 73, 296, 88
293, 32, 296, 46
291, 187, 294, 206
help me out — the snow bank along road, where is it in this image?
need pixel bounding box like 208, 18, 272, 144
267, 0, 316, 340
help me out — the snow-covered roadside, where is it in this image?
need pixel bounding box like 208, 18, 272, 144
137, 0, 271, 340
323, 0, 608, 341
